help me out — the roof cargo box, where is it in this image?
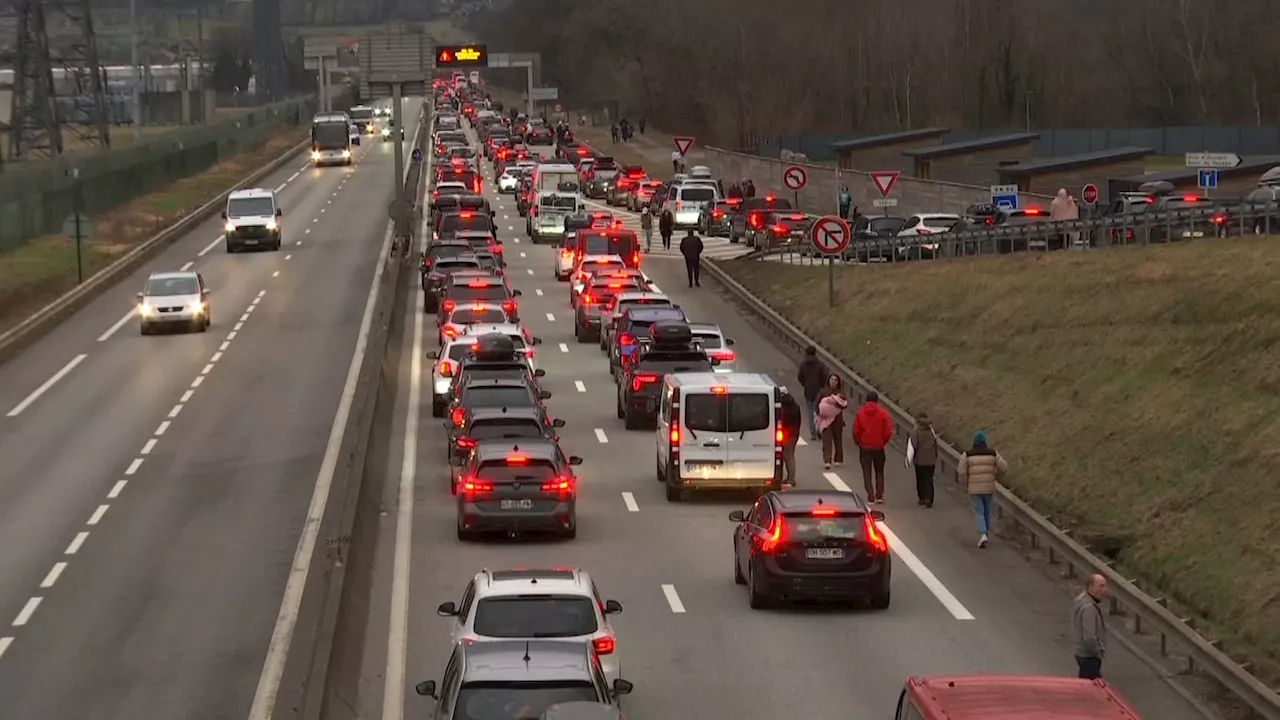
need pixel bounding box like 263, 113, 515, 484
649, 320, 692, 346
471, 332, 517, 361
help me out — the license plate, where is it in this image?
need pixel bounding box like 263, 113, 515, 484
500, 499, 533, 510
806, 548, 845, 559
685, 462, 722, 472
791, 231, 805, 238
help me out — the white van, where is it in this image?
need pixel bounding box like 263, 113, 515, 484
655, 373, 782, 501
671, 183, 720, 229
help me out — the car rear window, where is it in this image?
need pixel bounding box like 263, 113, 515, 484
617, 299, 671, 313
922, 217, 960, 230
541, 194, 579, 209
472, 595, 598, 637
580, 234, 635, 256
446, 343, 474, 361
439, 215, 494, 234
449, 285, 506, 303
455, 682, 599, 717
476, 461, 558, 486
783, 513, 868, 541
683, 393, 772, 432
869, 218, 905, 233
692, 333, 722, 349
635, 354, 714, 376
580, 261, 623, 276
468, 418, 544, 440
679, 187, 716, 202
435, 260, 482, 274
449, 307, 507, 324
465, 386, 535, 409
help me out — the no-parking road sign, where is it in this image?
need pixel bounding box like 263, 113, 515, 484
783, 165, 808, 191
810, 215, 851, 256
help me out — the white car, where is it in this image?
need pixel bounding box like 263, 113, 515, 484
554, 234, 579, 281
223, 188, 283, 252
497, 167, 520, 193
689, 323, 738, 373
570, 255, 627, 305
460, 322, 542, 374
137, 271, 211, 335
435, 568, 625, 684
896, 213, 962, 259
428, 338, 478, 416
439, 302, 512, 345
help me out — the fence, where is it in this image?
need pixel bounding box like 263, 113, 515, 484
763, 126, 1280, 163
0, 94, 317, 252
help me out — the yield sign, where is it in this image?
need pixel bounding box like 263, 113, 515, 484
871, 171, 900, 198
810, 215, 851, 256
673, 136, 695, 156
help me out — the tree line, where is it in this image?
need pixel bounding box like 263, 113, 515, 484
471, 0, 1280, 147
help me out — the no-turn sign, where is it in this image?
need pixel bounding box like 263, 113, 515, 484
783, 165, 808, 191
810, 215, 851, 256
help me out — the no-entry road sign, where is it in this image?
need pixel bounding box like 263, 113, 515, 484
870, 171, 900, 198
1081, 183, 1099, 205
810, 215, 851, 256
673, 136, 695, 156
783, 165, 808, 191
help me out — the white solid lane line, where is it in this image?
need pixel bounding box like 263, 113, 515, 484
180, 261, 194, 272
198, 236, 221, 257
558, 343, 569, 353
6, 353, 87, 417
661, 584, 686, 613
822, 472, 976, 620
574, 381, 586, 393
594, 428, 609, 444
97, 311, 135, 342
621, 492, 639, 512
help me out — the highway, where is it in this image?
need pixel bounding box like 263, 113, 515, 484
354, 119, 1213, 719
0, 97, 424, 720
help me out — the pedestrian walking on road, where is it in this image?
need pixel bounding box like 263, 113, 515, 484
671, 149, 682, 174
778, 388, 803, 486
611, 123, 620, 143
815, 374, 848, 469
956, 431, 1008, 548
1072, 574, 1109, 679
796, 346, 826, 441
745, 179, 757, 198
852, 391, 894, 504
659, 208, 674, 250
905, 412, 938, 507
680, 229, 704, 286
640, 206, 654, 252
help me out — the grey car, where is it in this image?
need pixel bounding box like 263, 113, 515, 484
137, 271, 211, 334
585, 169, 620, 200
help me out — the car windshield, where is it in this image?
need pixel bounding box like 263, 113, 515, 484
455, 682, 598, 720
473, 595, 599, 637
227, 197, 274, 218
450, 147, 475, 158
542, 195, 579, 209
469, 419, 544, 440
145, 276, 199, 296
350, 108, 372, 121
683, 393, 772, 433
680, 187, 716, 202
783, 513, 868, 541
312, 122, 348, 146
450, 308, 508, 324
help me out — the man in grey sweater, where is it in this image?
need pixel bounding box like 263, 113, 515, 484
1072, 574, 1109, 679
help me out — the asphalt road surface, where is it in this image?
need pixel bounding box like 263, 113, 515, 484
0, 98, 424, 720
351, 120, 1212, 719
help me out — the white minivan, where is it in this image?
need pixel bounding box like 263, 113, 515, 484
655, 373, 782, 501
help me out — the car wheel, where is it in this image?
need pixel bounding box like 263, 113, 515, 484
196, 317, 208, 333
574, 324, 586, 343
140, 322, 150, 336
273, 237, 282, 251
734, 541, 746, 585
747, 562, 771, 609
615, 394, 625, 419
431, 398, 445, 418
562, 521, 577, 540
623, 407, 640, 430
869, 589, 891, 610
456, 522, 475, 542
665, 482, 682, 502
226, 242, 235, 253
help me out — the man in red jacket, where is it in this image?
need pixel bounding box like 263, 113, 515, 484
852, 391, 895, 503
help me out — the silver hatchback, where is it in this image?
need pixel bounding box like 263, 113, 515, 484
689, 322, 737, 372
137, 271, 211, 334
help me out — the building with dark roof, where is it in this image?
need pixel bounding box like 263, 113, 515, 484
902, 133, 1039, 186
830, 128, 949, 174
996, 147, 1155, 203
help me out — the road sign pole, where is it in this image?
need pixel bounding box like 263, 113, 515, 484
828, 257, 835, 307
392, 82, 405, 229
72, 169, 84, 285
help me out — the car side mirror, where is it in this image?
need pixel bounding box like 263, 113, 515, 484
448, 455, 464, 467
871, 510, 885, 522
611, 679, 633, 696
604, 599, 622, 614
135, 292, 144, 302
671, 304, 680, 310
512, 289, 522, 297
415, 680, 437, 698
352, 136, 360, 146
202, 288, 211, 296
728, 510, 746, 522
568, 455, 583, 466
220, 211, 227, 219
426, 350, 439, 359
530, 336, 542, 346
538, 390, 552, 400
276, 208, 283, 217
726, 338, 735, 346
710, 358, 721, 366
534, 369, 546, 377
436, 601, 457, 616
551, 418, 566, 428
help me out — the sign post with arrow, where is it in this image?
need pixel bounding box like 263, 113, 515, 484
810, 215, 851, 307
783, 165, 807, 208
1184, 152, 1241, 169
870, 171, 900, 215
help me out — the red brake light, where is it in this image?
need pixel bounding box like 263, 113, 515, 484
460, 212, 473, 218
1023, 208, 1042, 215
582, 295, 593, 304
669, 427, 679, 443
772, 225, 788, 234
451, 408, 465, 427
619, 334, 634, 347
442, 300, 456, 313
726, 198, 742, 206
712, 211, 724, 219
592, 637, 615, 655
577, 148, 588, 155
765, 193, 775, 202
917, 228, 932, 235
864, 515, 888, 553
506, 455, 528, 465
444, 326, 457, 338
1182, 195, 1200, 202
467, 281, 489, 288
630, 373, 660, 392
710, 386, 727, 394
473, 179, 480, 193
456, 437, 476, 450
759, 516, 785, 553
502, 300, 515, 314
1212, 215, 1225, 224
811, 507, 837, 517
541, 477, 574, 493
607, 283, 623, 289
776, 427, 785, 443
790, 214, 805, 221
462, 478, 492, 493
712, 350, 736, 362
439, 360, 455, 377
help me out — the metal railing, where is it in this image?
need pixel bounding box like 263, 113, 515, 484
700, 256, 1280, 720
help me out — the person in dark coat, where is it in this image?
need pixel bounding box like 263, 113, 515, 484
778, 388, 803, 486
745, 179, 757, 198
796, 346, 826, 441
610, 123, 619, 143
679, 229, 704, 287
658, 208, 675, 250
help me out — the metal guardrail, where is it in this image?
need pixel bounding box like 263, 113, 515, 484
700, 256, 1280, 720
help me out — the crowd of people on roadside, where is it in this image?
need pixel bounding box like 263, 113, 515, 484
610, 117, 643, 143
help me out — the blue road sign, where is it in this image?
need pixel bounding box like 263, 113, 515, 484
411, 148, 423, 163
989, 184, 1019, 211
1197, 168, 1218, 190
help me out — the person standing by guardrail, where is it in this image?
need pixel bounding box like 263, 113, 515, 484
816, 374, 848, 469
839, 186, 852, 219
680, 229, 704, 287
956, 431, 1008, 548
1072, 574, 1109, 679
852, 391, 894, 504
905, 412, 938, 507
796, 346, 826, 441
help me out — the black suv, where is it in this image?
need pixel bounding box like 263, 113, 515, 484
616, 321, 714, 429
415, 640, 632, 717
450, 438, 583, 539
423, 255, 483, 313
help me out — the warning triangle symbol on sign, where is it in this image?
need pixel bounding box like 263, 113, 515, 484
673, 136, 695, 156
871, 171, 900, 197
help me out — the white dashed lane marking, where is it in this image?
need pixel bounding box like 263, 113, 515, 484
574, 381, 586, 393
39, 563, 67, 589
594, 428, 609, 444
661, 585, 686, 613
622, 492, 639, 512
125, 459, 143, 475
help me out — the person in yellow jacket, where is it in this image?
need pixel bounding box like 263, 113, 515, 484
956, 431, 1008, 548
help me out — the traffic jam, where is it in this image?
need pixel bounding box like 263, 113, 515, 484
411, 71, 1155, 720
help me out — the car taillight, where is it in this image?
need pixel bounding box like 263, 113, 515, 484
541, 477, 574, 494
675, 201, 683, 210
462, 478, 492, 493
759, 516, 785, 553
748, 213, 762, 228
917, 228, 932, 235
593, 637, 615, 655
631, 373, 659, 392
456, 436, 476, 450
442, 300, 456, 313
561, 250, 573, 258
444, 326, 457, 338
619, 334, 634, 347
632, 252, 640, 266
1211, 215, 1225, 224
864, 514, 888, 553
772, 225, 788, 234
712, 350, 735, 362
502, 300, 515, 314
473, 179, 481, 193
439, 360, 455, 377
451, 408, 465, 427
712, 211, 724, 219
582, 294, 594, 304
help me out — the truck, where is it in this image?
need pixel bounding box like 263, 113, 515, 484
310, 112, 355, 166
